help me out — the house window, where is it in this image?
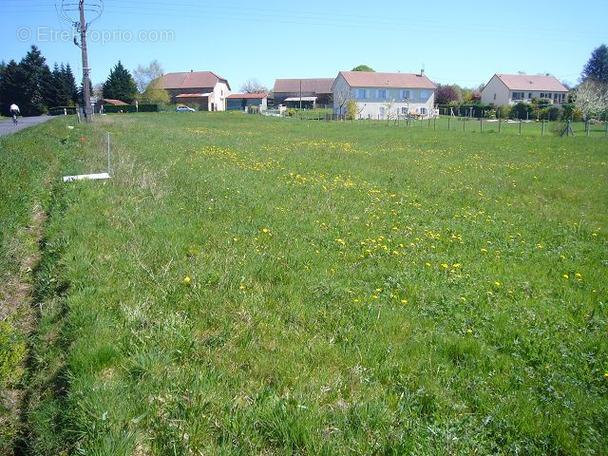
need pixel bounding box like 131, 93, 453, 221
493, 93, 497, 100
355, 89, 368, 99
420, 107, 427, 115
401, 90, 410, 99
401, 107, 408, 115
528, 93, 532, 100
420, 91, 429, 100
376, 89, 388, 100
512, 92, 523, 101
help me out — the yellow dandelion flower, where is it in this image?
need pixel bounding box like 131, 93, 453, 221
467, 329, 473, 334
563, 274, 569, 279
262, 228, 269, 233
575, 273, 582, 280
184, 276, 191, 283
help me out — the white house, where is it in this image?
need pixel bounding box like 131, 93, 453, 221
480, 74, 568, 106
332, 71, 437, 119
155, 71, 231, 111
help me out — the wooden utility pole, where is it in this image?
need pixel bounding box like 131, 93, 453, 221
80, 0, 93, 121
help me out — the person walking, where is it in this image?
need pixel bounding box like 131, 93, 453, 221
9, 103, 20, 125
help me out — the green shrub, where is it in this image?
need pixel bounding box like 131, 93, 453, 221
562, 103, 583, 121
496, 105, 511, 119
101, 103, 159, 113
346, 99, 359, 120
510, 102, 535, 120
538, 106, 562, 121
48, 106, 78, 116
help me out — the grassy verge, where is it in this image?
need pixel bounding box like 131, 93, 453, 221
0, 119, 77, 453
3, 112, 607, 454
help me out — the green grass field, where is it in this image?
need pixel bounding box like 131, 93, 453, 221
1, 112, 607, 455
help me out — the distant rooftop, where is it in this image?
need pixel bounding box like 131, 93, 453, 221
338, 71, 437, 89
494, 74, 568, 92
273, 78, 335, 93
156, 71, 231, 90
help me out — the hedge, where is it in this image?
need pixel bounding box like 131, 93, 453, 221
101, 104, 159, 113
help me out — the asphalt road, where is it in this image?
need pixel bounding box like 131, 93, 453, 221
0, 115, 53, 137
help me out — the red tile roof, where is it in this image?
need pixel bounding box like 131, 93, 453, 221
102, 98, 128, 105
227, 93, 268, 99
338, 71, 436, 89
156, 72, 231, 90
494, 74, 568, 92
273, 78, 335, 93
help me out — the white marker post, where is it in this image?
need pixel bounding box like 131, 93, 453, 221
63, 132, 112, 182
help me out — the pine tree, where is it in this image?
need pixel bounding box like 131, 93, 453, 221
46, 63, 63, 108
102, 61, 138, 102
64, 64, 78, 105
19, 45, 52, 115
0, 60, 27, 116
582, 44, 608, 84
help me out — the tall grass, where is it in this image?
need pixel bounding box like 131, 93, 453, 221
3, 112, 606, 454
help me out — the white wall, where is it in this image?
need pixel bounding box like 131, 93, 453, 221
333, 77, 436, 119
213, 82, 231, 111
481, 75, 510, 106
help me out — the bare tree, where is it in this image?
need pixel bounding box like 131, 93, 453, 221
240, 79, 268, 93
383, 100, 397, 122
334, 83, 351, 118
133, 60, 165, 93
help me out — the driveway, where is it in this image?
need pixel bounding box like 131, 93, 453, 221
0, 115, 53, 137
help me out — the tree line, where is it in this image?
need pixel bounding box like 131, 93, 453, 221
0, 46, 78, 117
0, 46, 169, 117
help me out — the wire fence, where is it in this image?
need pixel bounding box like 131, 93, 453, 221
286, 110, 608, 138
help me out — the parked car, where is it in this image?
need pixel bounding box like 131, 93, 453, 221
176, 105, 196, 112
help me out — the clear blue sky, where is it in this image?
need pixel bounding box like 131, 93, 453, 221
2, 0, 607, 92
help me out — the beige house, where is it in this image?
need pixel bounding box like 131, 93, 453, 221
155, 71, 231, 111
480, 74, 568, 106
332, 71, 437, 119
